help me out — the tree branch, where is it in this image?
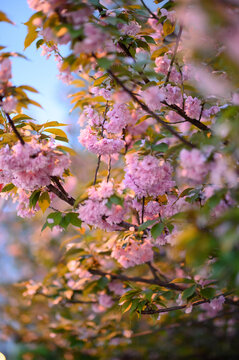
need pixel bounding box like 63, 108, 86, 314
106, 68, 195, 148
89, 269, 184, 291
140, 0, 160, 20
164, 26, 183, 85
162, 101, 211, 132
5, 111, 25, 145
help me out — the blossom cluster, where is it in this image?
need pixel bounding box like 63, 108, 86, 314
124, 154, 175, 198
111, 238, 154, 268
0, 139, 70, 190
78, 180, 125, 231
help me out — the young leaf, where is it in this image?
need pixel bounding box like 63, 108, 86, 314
38, 192, 50, 213
182, 285, 197, 300
151, 222, 164, 239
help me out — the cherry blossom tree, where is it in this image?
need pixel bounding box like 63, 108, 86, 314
0, 0, 239, 359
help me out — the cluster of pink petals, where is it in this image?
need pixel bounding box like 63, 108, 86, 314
111, 238, 154, 268
65, 6, 93, 29
0, 58, 12, 83
120, 21, 141, 36
124, 154, 175, 198
1, 96, 17, 113
185, 96, 202, 119
108, 281, 126, 296
0, 139, 70, 190
160, 8, 176, 23
179, 149, 209, 184
27, 0, 66, 14
105, 104, 132, 133
16, 189, 39, 218
78, 106, 103, 127
78, 181, 125, 231
166, 111, 190, 133
98, 293, 114, 308
91, 87, 112, 100
73, 23, 114, 55
200, 295, 225, 318
78, 126, 125, 155
155, 55, 181, 83
142, 86, 165, 111
163, 85, 183, 106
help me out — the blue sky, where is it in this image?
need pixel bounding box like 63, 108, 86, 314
0, 0, 69, 124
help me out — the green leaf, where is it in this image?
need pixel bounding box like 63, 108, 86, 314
97, 57, 113, 70
106, 195, 124, 209
170, 278, 195, 284
1, 183, 15, 192
38, 192, 50, 213
182, 285, 197, 300
142, 35, 156, 44
179, 188, 194, 198
200, 287, 216, 299
151, 222, 164, 239
29, 190, 41, 209
64, 212, 82, 228
138, 219, 158, 231
151, 142, 169, 153
36, 39, 44, 48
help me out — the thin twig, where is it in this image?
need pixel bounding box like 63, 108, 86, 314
162, 101, 211, 132
93, 155, 101, 185
141, 196, 145, 224
5, 112, 25, 145
164, 25, 183, 86
140, 0, 160, 20
106, 68, 195, 148
107, 156, 111, 182
89, 269, 185, 291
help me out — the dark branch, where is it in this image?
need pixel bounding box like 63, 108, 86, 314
89, 269, 184, 291
164, 26, 183, 85
5, 112, 25, 145
162, 101, 211, 132
106, 68, 195, 148
140, 0, 160, 20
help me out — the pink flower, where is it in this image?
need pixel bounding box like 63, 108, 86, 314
0, 58, 12, 83
124, 154, 175, 198
112, 238, 154, 268
179, 149, 209, 183
2, 96, 17, 113
210, 295, 225, 312
105, 104, 131, 133
142, 86, 165, 111
78, 126, 125, 155
185, 96, 202, 119
99, 293, 114, 308
120, 21, 141, 36
0, 139, 70, 190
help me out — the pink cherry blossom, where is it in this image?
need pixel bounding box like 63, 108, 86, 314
112, 238, 154, 268
179, 149, 209, 184
124, 153, 175, 198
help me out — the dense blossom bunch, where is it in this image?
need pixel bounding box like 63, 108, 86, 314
78, 126, 125, 155
78, 180, 125, 231
111, 238, 154, 268
0, 139, 70, 190
179, 149, 209, 183
124, 154, 175, 198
